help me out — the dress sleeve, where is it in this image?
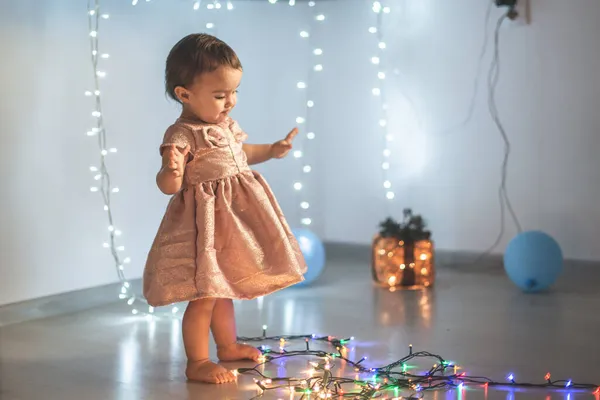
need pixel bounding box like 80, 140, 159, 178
159, 124, 196, 156
229, 119, 248, 143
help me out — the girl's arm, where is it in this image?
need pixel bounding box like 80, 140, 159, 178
157, 144, 190, 194
243, 128, 298, 165
243, 144, 274, 165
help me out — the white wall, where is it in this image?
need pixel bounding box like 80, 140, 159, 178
2, 0, 600, 305
0, 0, 311, 305
313, 0, 600, 260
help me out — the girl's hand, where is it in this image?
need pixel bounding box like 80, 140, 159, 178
270, 128, 298, 159
163, 144, 190, 177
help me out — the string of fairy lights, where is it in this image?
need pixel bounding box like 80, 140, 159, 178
85, 0, 140, 313
276, 0, 326, 228
236, 332, 600, 399
369, 1, 394, 205
84, 0, 321, 315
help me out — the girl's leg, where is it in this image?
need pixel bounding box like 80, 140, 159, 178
211, 298, 262, 362
183, 298, 237, 383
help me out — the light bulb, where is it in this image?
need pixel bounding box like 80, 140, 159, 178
371, 56, 380, 65
296, 117, 305, 124
386, 134, 394, 141
386, 191, 395, 199
127, 297, 135, 305
294, 150, 303, 158
104, 205, 109, 211
383, 149, 391, 157
206, 22, 214, 29
307, 132, 315, 140
149, 306, 154, 313
301, 202, 310, 209
294, 182, 303, 190
372, 88, 381, 96
379, 119, 387, 127
313, 48, 323, 55
300, 31, 309, 38
383, 6, 391, 13
289, 0, 295, 5
303, 165, 312, 173
101, 14, 110, 19
96, 71, 106, 77
132, 0, 138, 5
301, 218, 312, 225
117, 246, 125, 252
297, 81, 307, 89
118, 265, 124, 271
383, 180, 391, 188
85, 91, 92, 96
378, 72, 386, 80
108, 225, 114, 232
215, 2, 221, 8
92, 50, 97, 56
95, 90, 100, 96
89, 10, 96, 15
307, 100, 314, 107
269, 0, 277, 3
94, 174, 102, 182
90, 166, 98, 172
382, 162, 390, 170
112, 187, 120, 193
372, 1, 382, 13
92, 111, 101, 117
193, 1, 200, 10
101, 53, 110, 59
103, 242, 109, 248
109, 148, 117, 153
207, 3, 214, 9
124, 257, 131, 263
314, 64, 323, 71
308, 1, 315, 6
316, 14, 325, 21
379, 42, 386, 49
172, 307, 179, 313
369, 27, 377, 34
227, 1, 234, 9
87, 131, 96, 137
91, 187, 99, 192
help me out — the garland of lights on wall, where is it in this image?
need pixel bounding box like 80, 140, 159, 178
236, 332, 600, 399
289, 0, 325, 228
369, 1, 393, 204
85, 0, 321, 315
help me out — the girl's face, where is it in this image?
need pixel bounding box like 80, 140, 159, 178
176, 66, 242, 124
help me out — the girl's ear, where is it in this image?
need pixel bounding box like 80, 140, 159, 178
174, 86, 190, 103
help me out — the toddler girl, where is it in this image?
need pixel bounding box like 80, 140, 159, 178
143, 33, 307, 384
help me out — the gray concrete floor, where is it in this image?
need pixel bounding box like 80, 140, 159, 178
1, 255, 600, 400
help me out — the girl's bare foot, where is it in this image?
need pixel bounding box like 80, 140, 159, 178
186, 359, 237, 384
217, 343, 263, 362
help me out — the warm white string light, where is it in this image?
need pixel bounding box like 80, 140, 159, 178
369, 1, 393, 202
269, 0, 324, 228
86, 0, 140, 314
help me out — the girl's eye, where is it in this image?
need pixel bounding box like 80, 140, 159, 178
215, 96, 225, 100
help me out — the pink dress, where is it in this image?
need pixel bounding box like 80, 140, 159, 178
143, 117, 307, 307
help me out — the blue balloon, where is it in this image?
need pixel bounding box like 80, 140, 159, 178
292, 228, 326, 286
503, 230, 563, 292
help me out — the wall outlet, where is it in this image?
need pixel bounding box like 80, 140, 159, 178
496, 0, 531, 26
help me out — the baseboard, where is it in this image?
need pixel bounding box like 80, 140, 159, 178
1, 242, 597, 327
0, 279, 143, 328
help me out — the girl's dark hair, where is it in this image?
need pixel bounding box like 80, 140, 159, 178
165, 33, 242, 103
